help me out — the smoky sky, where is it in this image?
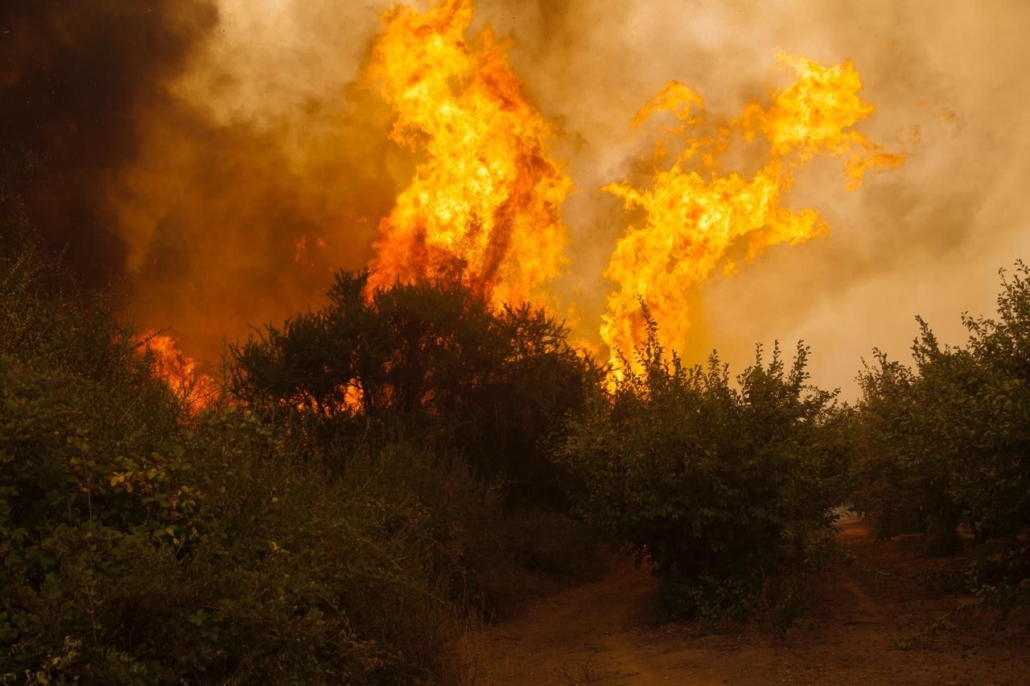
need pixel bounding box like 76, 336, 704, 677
4, 0, 1029, 395
2, 0, 402, 359
472, 0, 1030, 393
0, 0, 217, 286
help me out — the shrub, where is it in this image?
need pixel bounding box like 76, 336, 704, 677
554, 310, 848, 628
0, 248, 600, 682
228, 269, 599, 508
0, 249, 476, 682
852, 261, 1030, 610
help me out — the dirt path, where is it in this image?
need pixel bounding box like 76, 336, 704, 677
460, 518, 1029, 685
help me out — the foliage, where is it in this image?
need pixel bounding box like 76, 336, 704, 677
554, 309, 849, 628
852, 261, 1030, 610
0, 250, 446, 682
229, 269, 599, 507
0, 358, 479, 682
0, 249, 602, 682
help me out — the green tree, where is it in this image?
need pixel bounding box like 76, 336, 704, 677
852, 261, 1030, 610
555, 310, 848, 626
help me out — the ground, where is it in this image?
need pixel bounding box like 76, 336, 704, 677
456, 517, 1029, 685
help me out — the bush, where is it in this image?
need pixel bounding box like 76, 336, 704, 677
228, 270, 605, 618
0, 368, 475, 682
852, 261, 1030, 610
0, 249, 601, 682
554, 310, 848, 628
0, 250, 446, 682
228, 269, 599, 508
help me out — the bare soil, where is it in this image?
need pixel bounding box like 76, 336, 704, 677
457, 517, 1030, 685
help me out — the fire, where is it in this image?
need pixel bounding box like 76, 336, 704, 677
139, 331, 217, 413
601, 53, 904, 372
130, 3, 908, 400
363, 0, 570, 310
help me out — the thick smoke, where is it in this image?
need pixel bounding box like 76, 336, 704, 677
0, 0, 217, 286
110, 0, 406, 360
1, 0, 404, 360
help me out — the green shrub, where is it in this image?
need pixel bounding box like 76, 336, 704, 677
0, 356, 491, 683
852, 261, 1030, 609
0, 251, 425, 681
0, 248, 600, 683
554, 310, 848, 628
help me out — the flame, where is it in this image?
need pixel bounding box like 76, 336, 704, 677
601, 53, 904, 373
139, 331, 217, 413
363, 0, 570, 310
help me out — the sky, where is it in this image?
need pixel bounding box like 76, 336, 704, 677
5, 0, 1028, 398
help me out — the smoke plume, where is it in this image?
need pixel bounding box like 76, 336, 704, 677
0, 0, 217, 285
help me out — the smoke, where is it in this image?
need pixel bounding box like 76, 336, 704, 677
470, 0, 1030, 393
0, 0, 217, 285
112, 0, 407, 359
5, 0, 1028, 394
1, 0, 406, 360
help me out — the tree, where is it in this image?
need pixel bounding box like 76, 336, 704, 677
555, 310, 848, 626
230, 269, 598, 505
852, 261, 1030, 611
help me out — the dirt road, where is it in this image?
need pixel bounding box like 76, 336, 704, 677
459, 518, 1029, 685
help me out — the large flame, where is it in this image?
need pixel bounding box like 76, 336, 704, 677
601, 53, 904, 372
363, 0, 571, 310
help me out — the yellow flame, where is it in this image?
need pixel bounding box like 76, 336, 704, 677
364, 0, 570, 310
139, 331, 216, 413
601, 53, 904, 373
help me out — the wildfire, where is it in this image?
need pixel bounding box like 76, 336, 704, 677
363, 0, 570, 310
133, 4, 908, 400
601, 53, 904, 373
139, 331, 217, 413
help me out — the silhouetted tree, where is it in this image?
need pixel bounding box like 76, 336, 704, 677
230, 270, 599, 505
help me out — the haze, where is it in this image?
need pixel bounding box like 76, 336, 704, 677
9, 0, 1029, 398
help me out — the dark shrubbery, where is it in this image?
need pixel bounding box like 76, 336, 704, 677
0, 360, 503, 682
229, 269, 599, 508
554, 311, 849, 628
851, 262, 1030, 611
228, 268, 607, 613
9, 214, 1028, 681
0, 252, 601, 682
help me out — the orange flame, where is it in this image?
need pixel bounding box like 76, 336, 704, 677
364, 0, 570, 310
601, 53, 904, 372
139, 331, 217, 413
